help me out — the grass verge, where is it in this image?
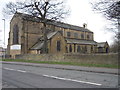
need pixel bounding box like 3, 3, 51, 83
2, 59, 118, 69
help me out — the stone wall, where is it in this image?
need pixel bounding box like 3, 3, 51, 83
15, 53, 118, 65
63, 53, 118, 65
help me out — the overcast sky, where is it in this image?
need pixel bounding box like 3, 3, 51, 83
0, 0, 115, 48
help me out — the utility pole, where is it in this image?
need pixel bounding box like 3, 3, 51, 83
118, 17, 120, 54
2, 19, 5, 59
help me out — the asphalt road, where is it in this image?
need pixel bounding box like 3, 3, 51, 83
2, 63, 118, 88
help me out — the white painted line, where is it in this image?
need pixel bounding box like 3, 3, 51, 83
4, 68, 27, 73
4, 68, 15, 71
17, 70, 27, 73
43, 74, 102, 86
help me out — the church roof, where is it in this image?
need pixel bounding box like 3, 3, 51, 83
31, 31, 97, 50
30, 31, 58, 50
38, 31, 58, 40
66, 38, 97, 45
31, 41, 44, 50
97, 42, 107, 47
47, 31, 58, 39
15, 12, 93, 33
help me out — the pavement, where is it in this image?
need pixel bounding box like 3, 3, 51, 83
2, 62, 119, 88
2, 61, 119, 75
2, 68, 103, 88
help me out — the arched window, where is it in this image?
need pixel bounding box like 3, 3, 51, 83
13, 24, 19, 44
69, 45, 72, 52
91, 45, 94, 52
66, 46, 68, 53
67, 32, 71, 37
77, 46, 81, 53
74, 33, 78, 38
85, 46, 87, 53
57, 40, 61, 51
87, 35, 90, 39
81, 34, 84, 39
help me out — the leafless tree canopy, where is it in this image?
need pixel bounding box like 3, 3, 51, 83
3, 0, 70, 21
91, 0, 120, 49
91, 0, 120, 21
3, 0, 70, 54
91, 0, 120, 35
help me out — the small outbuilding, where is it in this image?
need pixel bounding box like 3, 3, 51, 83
97, 41, 109, 53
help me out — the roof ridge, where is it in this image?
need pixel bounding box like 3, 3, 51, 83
15, 12, 93, 33
97, 42, 106, 44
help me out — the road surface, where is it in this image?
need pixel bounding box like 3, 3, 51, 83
2, 63, 118, 88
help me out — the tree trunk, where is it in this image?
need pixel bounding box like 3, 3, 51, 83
42, 21, 48, 54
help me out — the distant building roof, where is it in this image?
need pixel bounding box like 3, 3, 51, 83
97, 42, 108, 47
14, 12, 93, 33
66, 38, 97, 45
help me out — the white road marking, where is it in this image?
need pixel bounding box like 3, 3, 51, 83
4, 68, 15, 71
17, 70, 27, 73
43, 74, 102, 86
4, 68, 26, 73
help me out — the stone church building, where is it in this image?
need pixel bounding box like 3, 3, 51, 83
7, 12, 109, 57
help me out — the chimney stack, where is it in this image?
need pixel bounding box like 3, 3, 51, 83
83, 23, 87, 29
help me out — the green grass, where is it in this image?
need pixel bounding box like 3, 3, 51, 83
2, 59, 118, 69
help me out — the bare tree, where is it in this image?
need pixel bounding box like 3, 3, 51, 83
3, 0, 70, 54
110, 40, 118, 53
91, 0, 120, 53
91, 0, 120, 33
91, 0, 120, 20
